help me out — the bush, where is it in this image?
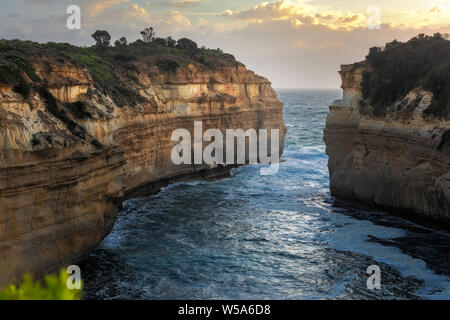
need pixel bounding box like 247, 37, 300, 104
156, 59, 179, 73
0, 62, 19, 84
72, 51, 145, 107
166, 37, 176, 48
176, 38, 198, 54
91, 30, 111, 48
361, 33, 450, 119
153, 38, 167, 47
423, 64, 450, 119
0, 37, 243, 105
65, 101, 92, 119
112, 53, 136, 62
0, 54, 38, 99
114, 37, 128, 48
37, 87, 86, 140
0, 270, 82, 300
4, 55, 40, 82
13, 76, 31, 98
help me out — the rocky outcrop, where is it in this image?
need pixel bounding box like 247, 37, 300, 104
324, 63, 450, 225
0, 56, 286, 286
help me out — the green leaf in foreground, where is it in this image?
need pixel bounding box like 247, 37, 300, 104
0, 269, 82, 300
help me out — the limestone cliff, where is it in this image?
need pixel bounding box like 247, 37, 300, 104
0, 40, 286, 286
324, 62, 450, 225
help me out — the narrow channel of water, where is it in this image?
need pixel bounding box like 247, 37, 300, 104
81, 89, 450, 300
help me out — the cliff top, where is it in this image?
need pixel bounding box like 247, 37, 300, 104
360, 33, 450, 120
0, 36, 275, 156
0, 37, 246, 107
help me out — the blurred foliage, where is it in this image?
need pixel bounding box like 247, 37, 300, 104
361, 33, 450, 119
0, 269, 82, 300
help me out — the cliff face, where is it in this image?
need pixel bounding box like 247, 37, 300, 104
0, 50, 285, 286
324, 63, 450, 225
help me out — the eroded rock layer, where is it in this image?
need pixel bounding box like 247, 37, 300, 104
0, 57, 285, 286
324, 63, 450, 225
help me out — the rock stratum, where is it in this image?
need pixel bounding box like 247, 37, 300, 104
324, 62, 450, 226
0, 40, 286, 286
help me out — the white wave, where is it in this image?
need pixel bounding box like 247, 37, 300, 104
325, 213, 450, 299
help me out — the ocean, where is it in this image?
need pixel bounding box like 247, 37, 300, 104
80, 89, 450, 300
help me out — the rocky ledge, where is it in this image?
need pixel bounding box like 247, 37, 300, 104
0, 40, 286, 286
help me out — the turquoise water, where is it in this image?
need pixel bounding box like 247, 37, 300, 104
81, 89, 450, 300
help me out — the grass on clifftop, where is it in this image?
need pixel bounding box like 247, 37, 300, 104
361, 33, 450, 119
0, 37, 242, 107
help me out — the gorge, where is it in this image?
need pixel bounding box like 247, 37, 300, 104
1, 35, 449, 297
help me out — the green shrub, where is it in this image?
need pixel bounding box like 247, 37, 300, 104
0, 57, 35, 98
176, 38, 198, 54
69, 50, 145, 107
0, 63, 19, 84
65, 101, 92, 119
0, 270, 82, 300
361, 33, 450, 119
0, 37, 243, 105
4, 55, 40, 82
37, 87, 86, 140
156, 59, 179, 72
13, 76, 31, 98
423, 63, 450, 119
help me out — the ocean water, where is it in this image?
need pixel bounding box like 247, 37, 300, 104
81, 89, 450, 300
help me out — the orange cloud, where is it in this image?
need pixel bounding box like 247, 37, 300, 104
88, 0, 131, 16
221, 0, 368, 30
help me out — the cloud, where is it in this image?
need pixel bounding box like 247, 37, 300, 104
202, 1, 450, 87
429, 6, 442, 14
3, 0, 450, 88
220, 0, 368, 30
221, 0, 450, 30
87, 0, 131, 16
388, 6, 450, 29
221, 0, 300, 21
155, 0, 202, 8
2, 0, 156, 45
151, 10, 193, 36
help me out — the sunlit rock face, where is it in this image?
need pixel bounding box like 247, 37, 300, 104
324, 63, 450, 225
0, 58, 286, 286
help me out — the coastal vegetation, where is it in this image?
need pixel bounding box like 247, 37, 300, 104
0, 270, 82, 300
0, 27, 242, 107
361, 33, 450, 119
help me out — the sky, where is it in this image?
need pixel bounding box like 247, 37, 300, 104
1, 0, 449, 88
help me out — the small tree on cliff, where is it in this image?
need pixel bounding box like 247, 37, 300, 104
166, 36, 176, 48
140, 27, 156, 43
114, 37, 128, 47
176, 38, 198, 54
91, 30, 111, 48
153, 37, 167, 46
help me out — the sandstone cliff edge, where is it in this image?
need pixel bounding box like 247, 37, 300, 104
324, 35, 449, 226
0, 40, 286, 286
